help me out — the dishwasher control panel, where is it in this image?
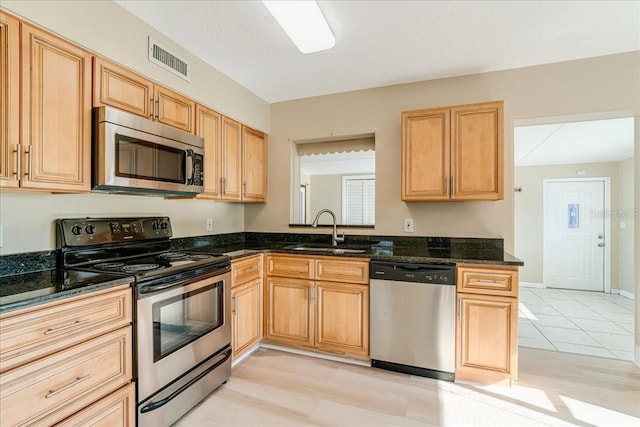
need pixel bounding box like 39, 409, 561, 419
370, 261, 456, 284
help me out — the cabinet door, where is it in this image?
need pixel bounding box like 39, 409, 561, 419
265, 277, 314, 346
457, 264, 518, 297
93, 57, 153, 119
450, 101, 503, 200
195, 104, 222, 198
21, 24, 91, 192
401, 107, 450, 201
456, 293, 518, 383
242, 126, 267, 202
315, 281, 369, 356
231, 254, 262, 287
54, 383, 135, 427
0, 12, 19, 188
154, 85, 195, 133
232, 278, 262, 360
220, 116, 243, 200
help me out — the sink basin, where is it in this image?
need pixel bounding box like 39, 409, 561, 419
284, 245, 368, 254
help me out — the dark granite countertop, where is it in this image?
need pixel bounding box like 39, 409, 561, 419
0, 269, 133, 314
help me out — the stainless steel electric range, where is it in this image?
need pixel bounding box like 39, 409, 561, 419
56, 216, 231, 427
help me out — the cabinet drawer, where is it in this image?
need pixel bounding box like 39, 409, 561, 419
232, 255, 262, 287
0, 286, 132, 373
0, 327, 132, 427
55, 383, 135, 427
266, 255, 314, 279
457, 265, 518, 296
315, 258, 369, 284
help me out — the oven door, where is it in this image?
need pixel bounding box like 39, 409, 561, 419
136, 269, 231, 402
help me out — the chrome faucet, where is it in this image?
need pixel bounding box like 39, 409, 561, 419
311, 209, 344, 246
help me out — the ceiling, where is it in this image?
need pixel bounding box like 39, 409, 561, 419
300, 150, 375, 176
114, 0, 640, 103
514, 117, 635, 167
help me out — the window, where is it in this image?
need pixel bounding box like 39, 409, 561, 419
342, 175, 375, 225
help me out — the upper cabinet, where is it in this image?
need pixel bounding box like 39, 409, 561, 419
195, 105, 267, 203
93, 57, 195, 133
1, 18, 92, 192
402, 100, 503, 201
0, 12, 19, 189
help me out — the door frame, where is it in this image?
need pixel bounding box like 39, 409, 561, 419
542, 177, 611, 293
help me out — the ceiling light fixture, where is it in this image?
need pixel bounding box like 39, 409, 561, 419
262, 0, 335, 54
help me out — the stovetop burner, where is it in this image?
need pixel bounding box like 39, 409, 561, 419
122, 264, 162, 273
93, 262, 126, 271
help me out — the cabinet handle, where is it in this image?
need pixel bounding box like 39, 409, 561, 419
46, 375, 91, 399
222, 177, 227, 195
155, 99, 160, 120
243, 181, 247, 197
472, 279, 499, 285
232, 295, 237, 314
44, 319, 89, 335
26, 145, 33, 180
13, 144, 21, 178
149, 98, 155, 119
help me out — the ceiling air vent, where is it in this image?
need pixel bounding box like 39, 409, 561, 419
148, 37, 191, 81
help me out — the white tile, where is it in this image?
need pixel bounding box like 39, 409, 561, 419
518, 323, 547, 339
551, 342, 618, 359
560, 307, 607, 321
617, 322, 635, 334
583, 302, 632, 314
520, 303, 561, 316
587, 331, 635, 352
570, 318, 630, 334
536, 326, 601, 346
518, 337, 556, 351
529, 314, 579, 329
609, 349, 635, 361
600, 312, 635, 323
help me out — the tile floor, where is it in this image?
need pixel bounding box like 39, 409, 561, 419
518, 287, 635, 361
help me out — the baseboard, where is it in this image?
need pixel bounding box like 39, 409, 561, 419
259, 343, 371, 367
520, 281, 545, 288
231, 343, 260, 368
618, 290, 635, 300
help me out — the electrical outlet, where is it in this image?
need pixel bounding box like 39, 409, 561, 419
206, 218, 213, 231
404, 218, 414, 233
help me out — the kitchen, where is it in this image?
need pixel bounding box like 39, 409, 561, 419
1, 1, 639, 426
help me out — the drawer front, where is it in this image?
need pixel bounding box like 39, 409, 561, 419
266, 255, 314, 279
54, 383, 135, 427
315, 258, 369, 284
232, 255, 263, 287
0, 286, 132, 373
0, 327, 132, 427
457, 265, 518, 296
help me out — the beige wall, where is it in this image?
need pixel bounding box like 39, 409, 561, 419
246, 52, 640, 256
618, 158, 636, 296
514, 161, 633, 293
0, 1, 270, 255
309, 175, 342, 224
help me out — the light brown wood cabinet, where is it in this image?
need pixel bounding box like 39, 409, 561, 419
195, 106, 267, 202
0, 285, 134, 426
231, 255, 263, 360
402, 100, 503, 201
455, 264, 519, 386
265, 254, 369, 357
0, 13, 92, 192
93, 57, 195, 133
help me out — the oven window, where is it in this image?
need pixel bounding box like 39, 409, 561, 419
116, 134, 185, 183
152, 280, 224, 362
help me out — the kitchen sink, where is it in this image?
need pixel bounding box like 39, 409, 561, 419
284, 245, 368, 254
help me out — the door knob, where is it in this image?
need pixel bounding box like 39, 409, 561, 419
598, 243, 605, 247
598, 234, 604, 239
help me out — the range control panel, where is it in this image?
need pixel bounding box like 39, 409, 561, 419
57, 217, 172, 247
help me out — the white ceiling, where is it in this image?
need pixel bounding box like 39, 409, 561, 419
114, 0, 640, 103
514, 117, 635, 167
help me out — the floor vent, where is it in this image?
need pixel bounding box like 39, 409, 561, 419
148, 37, 191, 81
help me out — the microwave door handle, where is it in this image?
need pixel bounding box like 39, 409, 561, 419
185, 150, 194, 185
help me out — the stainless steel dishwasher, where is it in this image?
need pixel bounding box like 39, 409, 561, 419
370, 260, 456, 381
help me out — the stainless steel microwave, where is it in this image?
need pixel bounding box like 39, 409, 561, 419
93, 106, 204, 196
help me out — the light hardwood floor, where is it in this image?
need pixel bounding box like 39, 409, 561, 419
175, 347, 639, 426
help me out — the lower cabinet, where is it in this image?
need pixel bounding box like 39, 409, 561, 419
231, 255, 263, 360
0, 285, 134, 426
265, 254, 370, 357
232, 278, 263, 359
455, 264, 519, 385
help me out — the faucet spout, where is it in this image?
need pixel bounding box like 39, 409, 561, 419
311, 209, 344, 247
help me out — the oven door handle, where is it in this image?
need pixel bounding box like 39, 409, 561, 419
139, 346, 231, 414
138, 266, 230, 295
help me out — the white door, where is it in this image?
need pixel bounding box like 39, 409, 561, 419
543, 180, 605, 291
